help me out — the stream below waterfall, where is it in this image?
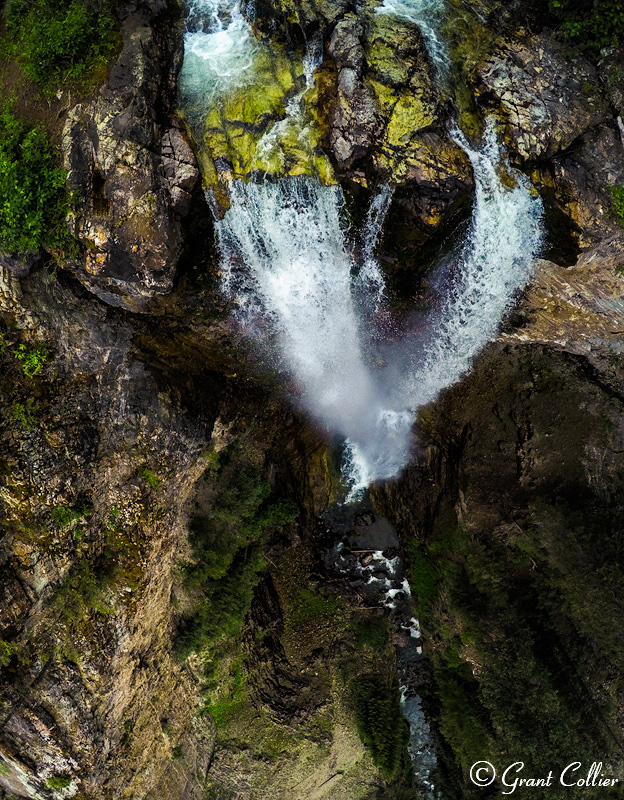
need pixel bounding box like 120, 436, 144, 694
179, 0, 544, 792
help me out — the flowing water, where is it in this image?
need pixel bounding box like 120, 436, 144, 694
344, 121, 544, 491
180, 0, 544, 792
216, 129, 543, 495
182, 0, 543, 495
376, 0, 450, 76
179, 0, 261, 132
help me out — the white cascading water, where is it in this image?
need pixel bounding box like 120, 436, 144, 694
217, 131, 543, 495
356, 183, 392, 313
181, 0, 544, 497
376, 0, 450, 75
216, 179, 407, 466
179, 0, 261, 132
180, 0, 543, 793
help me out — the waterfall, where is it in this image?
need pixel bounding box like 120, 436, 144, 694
343, 123, 543, 492
179, 0, 544, 793
356, 183, 392, 313
182, 0, 543, 496
179, 0, 543, 499
216, 127, 542, 495
376, 0, 450, 76
406, 123, 543, 405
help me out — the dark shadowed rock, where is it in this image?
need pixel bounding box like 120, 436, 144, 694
328, 15, 379, 168
0, 252, 39, 278
321, 10, 473, 272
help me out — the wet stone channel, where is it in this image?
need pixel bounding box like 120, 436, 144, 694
320, 499, 438, 798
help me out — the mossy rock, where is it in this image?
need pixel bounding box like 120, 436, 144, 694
366, 77, 397, 118
364, 14, 424, 87
198, 44, 334, 191
384, 93, 436, 146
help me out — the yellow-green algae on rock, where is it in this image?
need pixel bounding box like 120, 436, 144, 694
196, 43, 335, 198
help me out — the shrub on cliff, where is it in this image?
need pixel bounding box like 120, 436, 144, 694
549, 0, 624, 55
0, 104, 72, 255
176, 439, 299, 659
4, 0, 116, 91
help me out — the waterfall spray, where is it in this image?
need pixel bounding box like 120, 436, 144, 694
180, 0, 543, 496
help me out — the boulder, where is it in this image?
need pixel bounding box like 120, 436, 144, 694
328, 15, 379, 169
477, 34, 610, 159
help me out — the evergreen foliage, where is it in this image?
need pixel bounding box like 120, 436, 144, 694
350, 672, 409, 780
176, 440, 298, 658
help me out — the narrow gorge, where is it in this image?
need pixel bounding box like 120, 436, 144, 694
1, 0, 624, 797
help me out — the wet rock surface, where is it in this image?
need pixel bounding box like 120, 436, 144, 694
3, 0, 624, 796
373, 343, 624, 794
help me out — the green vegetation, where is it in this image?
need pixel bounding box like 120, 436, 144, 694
289, 587, 342, 627
0, 639, 12, 666
206, 659, 248, 728
549, 0, 624, 55
609, 184, 624, 227
350, 672, 409, 780
351, 614, 389, 653
407, 539, 439, 615
13, 343, 49, 377
46, 775, 71, 789
11, 397, 37, 429
50, 505, 84, 528
176, 438, 298, 658
0, 103, 72, 256
4, 0, 116, 91
138, 467, 160, 489
50, 557, 115, 623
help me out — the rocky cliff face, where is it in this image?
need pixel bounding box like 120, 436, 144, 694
62, 0, 199, 311
372, 342, 624, 794
2, 0, 624, 797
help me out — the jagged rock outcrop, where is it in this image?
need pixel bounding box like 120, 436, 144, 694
327, 14, 379, 169
543, 122, 624, 245
319, 10, 474, 277
63, 0, 199, 311
503, 238, 624, 352
0, 257, 339, 798
4, 0, 624, 796
477, 34, 610, 159
249, 0, 351, 43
